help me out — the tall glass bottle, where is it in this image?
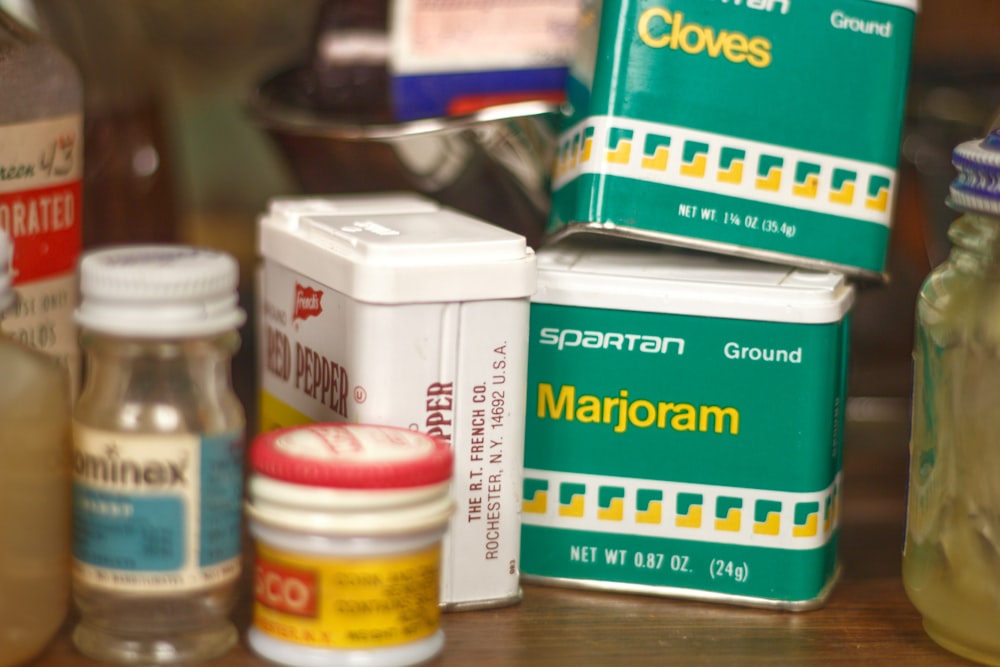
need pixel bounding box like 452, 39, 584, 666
0, 8, 84, 393
0, 228, 72, 667
31, 0, 181, 248
904, 126, 1000, 665
71, 246, 246, 665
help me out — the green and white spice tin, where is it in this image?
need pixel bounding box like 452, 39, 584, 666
520, 239, 854, 609
548, 0, 917, 280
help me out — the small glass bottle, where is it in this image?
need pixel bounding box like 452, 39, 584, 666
903, 126, 1000, 665
0, 228, 72, 667
71, 245, 247, 665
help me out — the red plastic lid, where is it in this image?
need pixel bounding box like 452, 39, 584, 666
250, 423, 454, 489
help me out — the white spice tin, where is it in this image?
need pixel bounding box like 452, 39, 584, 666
256, 192, 537, 610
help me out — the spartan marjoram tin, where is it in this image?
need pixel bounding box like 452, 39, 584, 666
520, 239, 854, 609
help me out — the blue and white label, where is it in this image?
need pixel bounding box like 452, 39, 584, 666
72, 425, 244, 592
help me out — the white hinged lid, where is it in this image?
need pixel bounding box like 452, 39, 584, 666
258, 193, 536, 304
533, 239, 855, 324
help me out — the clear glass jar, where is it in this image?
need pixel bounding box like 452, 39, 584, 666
904, 127, 1000, 665
0, 229, 72, 667
71, 246, 246, 665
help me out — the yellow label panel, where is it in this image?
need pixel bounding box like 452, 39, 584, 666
253, 542, 441, 649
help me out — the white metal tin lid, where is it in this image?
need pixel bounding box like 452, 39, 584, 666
258, 193, 536, 303
533, 239, 855, 324
264, 191, 441, 222
868, 0, 919, 11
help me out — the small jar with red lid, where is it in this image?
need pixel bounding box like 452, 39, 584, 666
246, 423, 454, 667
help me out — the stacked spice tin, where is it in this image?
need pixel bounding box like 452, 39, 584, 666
549, 0, 917, 282
520, 240, 853, 608
518, 0, 917, 609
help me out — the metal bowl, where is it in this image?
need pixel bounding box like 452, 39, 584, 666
247, 67, 560, 247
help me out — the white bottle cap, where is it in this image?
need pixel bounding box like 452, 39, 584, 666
0, 229, 14, 314
75, 245, 246, 337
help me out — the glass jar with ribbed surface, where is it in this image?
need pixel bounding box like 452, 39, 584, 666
70, 245, 246, 665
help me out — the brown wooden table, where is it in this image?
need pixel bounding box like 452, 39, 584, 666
34, 398, 975, 666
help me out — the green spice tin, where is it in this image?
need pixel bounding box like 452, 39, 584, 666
520, 240, 854, 609
548, 0, 917, 280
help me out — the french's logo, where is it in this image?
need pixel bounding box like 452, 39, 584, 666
293, 283, 323, 322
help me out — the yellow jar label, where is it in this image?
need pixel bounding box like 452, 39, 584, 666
253, 542, 441, 649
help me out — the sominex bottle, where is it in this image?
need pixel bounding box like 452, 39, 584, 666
71, 245, 246, 665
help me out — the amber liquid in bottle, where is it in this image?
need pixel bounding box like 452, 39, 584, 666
0, 338, 72, 667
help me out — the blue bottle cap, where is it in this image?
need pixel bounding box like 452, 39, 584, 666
950, 127, 1000, 216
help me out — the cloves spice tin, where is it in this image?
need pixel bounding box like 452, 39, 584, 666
548, 0, 917, 281
520, 239, 854, 609
256, 193, 536, 610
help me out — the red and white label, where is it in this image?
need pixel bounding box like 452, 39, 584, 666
255, 556, 319, 618
293, 283, 324, 322
0, 181, 81, 280
0, 114, 83, 392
